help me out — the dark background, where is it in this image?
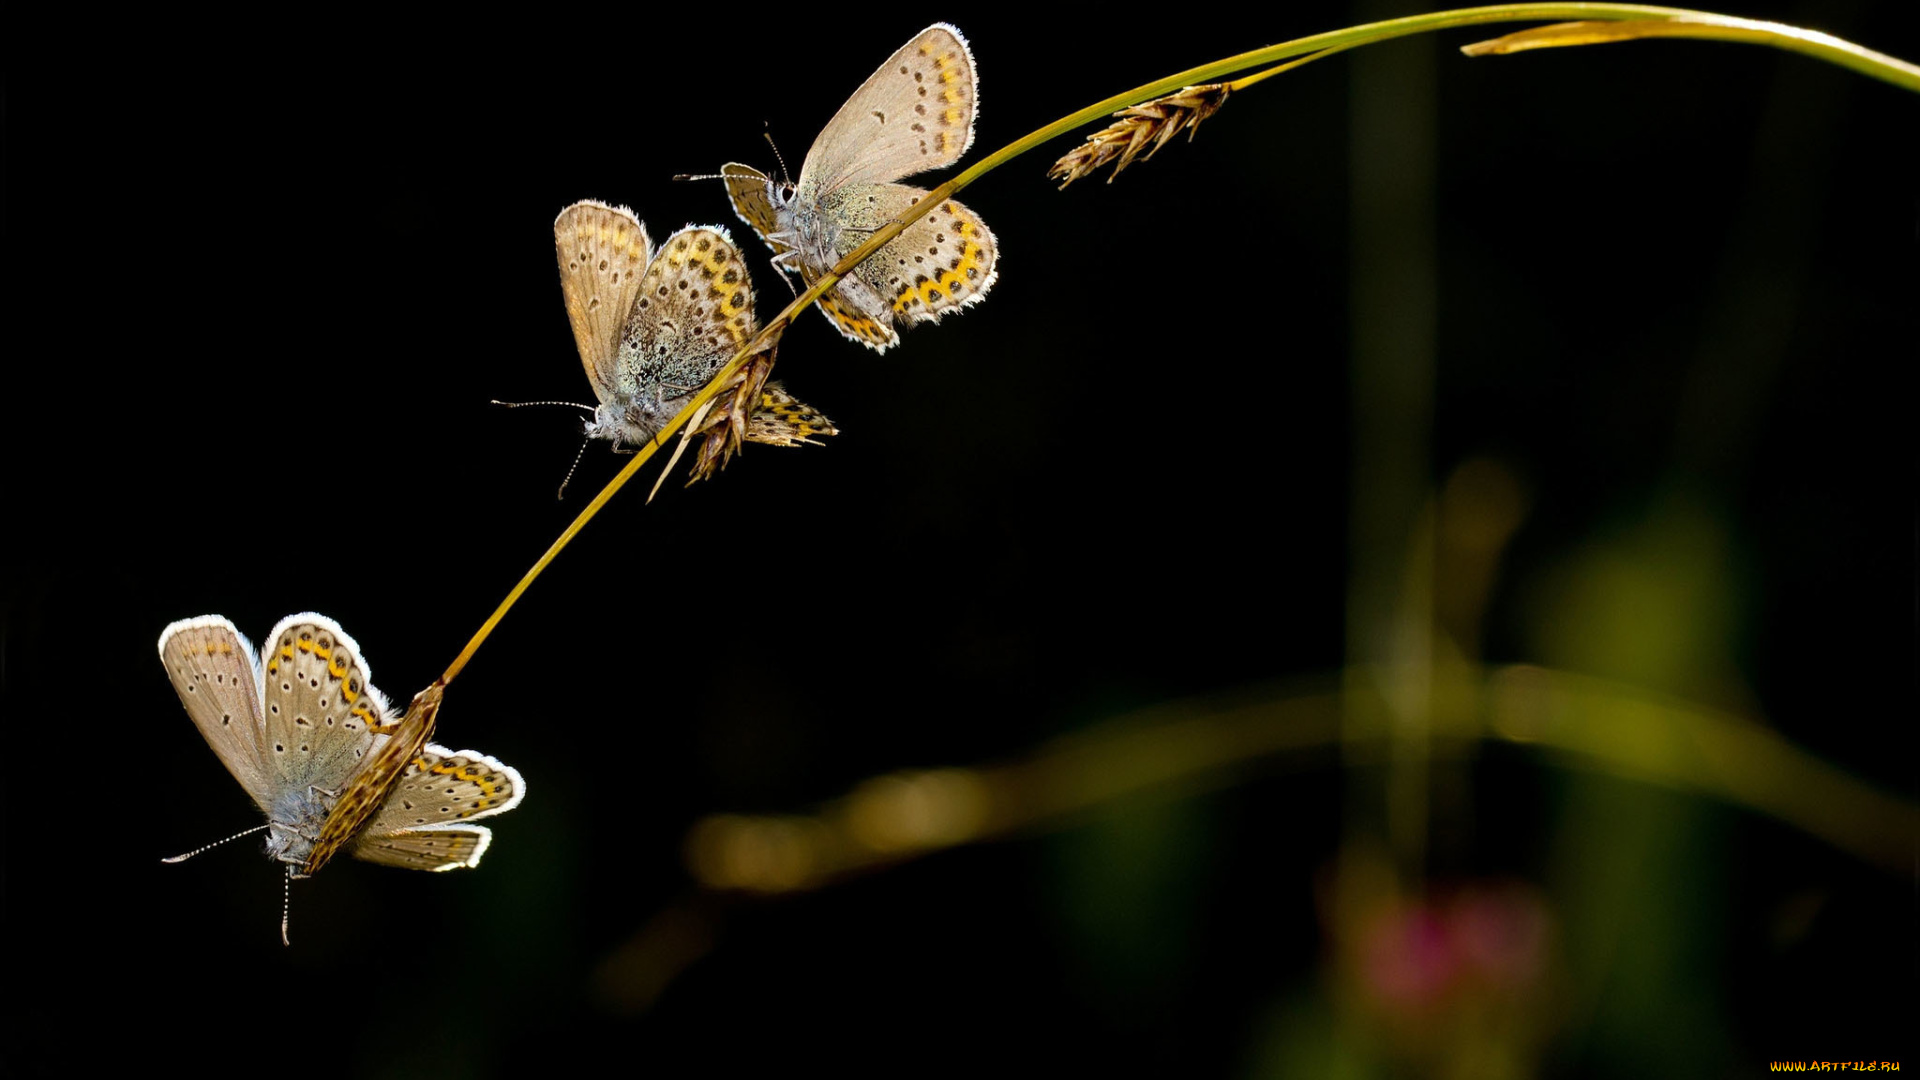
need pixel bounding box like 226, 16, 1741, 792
5, 3, 1913, 1075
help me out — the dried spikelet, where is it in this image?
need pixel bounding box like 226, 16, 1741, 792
683, 327, 840, 483
1049, 83, 1233, 188
688, 343, 779, 482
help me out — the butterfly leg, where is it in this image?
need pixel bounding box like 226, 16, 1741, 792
612, 430, 663, 454
265, 821, 318, 873
608, 403, 664, 452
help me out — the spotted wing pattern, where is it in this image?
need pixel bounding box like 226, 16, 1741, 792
351, 827, 494, 872
799, 23, 979, 192
850, 186, 998, 327
747, 383, 839, 447
160, 617, 271, 809
721, 164, 794, 269
555, 200, 654, 401
813, 278, 901, 350
617, 225, 756, 405
258, 615, 393, 799
352, 745, 526, 872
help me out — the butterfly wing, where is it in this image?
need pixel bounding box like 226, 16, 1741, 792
793, 184, 997, 349
350, 826, 496, 872
556, 200, 655, 403
305, 679, 439, 876
807, 274, 902, 352
844, 185, 998, 327
799, 24, 979, 195
747, 383, 839, 447
159, 616, 273, 811
722, 164, 796, 270
352, 745, 526, 871
614, 225, 758, 428
258, 613, 393, 797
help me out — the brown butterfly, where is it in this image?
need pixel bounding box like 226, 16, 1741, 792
549, 199, 837, 452
723, 24, 999, 353
160, 614, 523, 942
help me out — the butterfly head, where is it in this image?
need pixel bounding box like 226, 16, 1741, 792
583, 398, 632, 445
584, 394, 666, 451
748, 171, 800, 229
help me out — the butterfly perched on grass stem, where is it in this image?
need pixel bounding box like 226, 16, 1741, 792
544, 200, 836, 455
159, 614, 523, 943
723, 23, 999, 353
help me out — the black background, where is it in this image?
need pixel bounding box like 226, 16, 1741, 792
5, 3, 1913, 1075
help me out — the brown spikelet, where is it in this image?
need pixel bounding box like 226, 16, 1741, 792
687, 341, 779, 483
1049, 83, 1233, 189
667, 319, 841, 486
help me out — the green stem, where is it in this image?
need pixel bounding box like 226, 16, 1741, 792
441, 3, 1916, 687
682, 665, 1920, 891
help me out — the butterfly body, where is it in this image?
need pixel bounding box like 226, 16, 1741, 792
159, 614, 523, 879
724, 24, 998, 353
263, 785, 331, 870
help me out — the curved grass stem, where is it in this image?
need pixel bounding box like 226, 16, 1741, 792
439, 3, 1917, 688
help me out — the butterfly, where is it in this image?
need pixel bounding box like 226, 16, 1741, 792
160, 614, 523, 941
723, 23, 998, 354
552, 199, 836, 451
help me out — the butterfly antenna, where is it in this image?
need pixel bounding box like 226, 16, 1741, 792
762, 130, 794, 187
281, 866, 293, 946
161, 823, 269, 863
555, 433, 592, 500
492, 399, 595, 412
